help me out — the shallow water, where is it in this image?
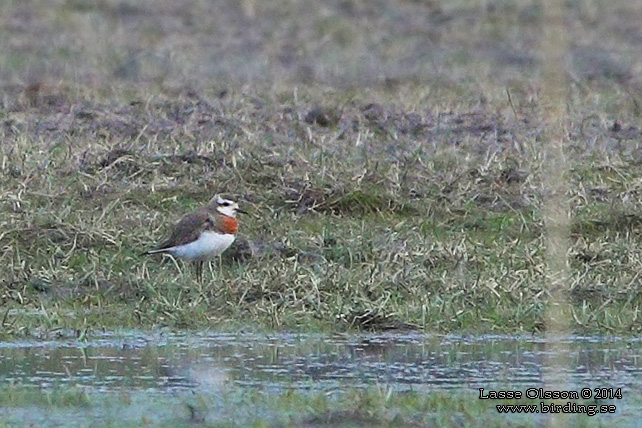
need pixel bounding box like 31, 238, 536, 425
2, 332, 642, 392
2, 332, 642, 426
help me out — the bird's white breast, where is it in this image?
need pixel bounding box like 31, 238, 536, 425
169, 232, 235, 261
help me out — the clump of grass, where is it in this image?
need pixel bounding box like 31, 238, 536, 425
0, 385, 91, 408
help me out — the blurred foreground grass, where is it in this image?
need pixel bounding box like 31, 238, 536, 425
0, 385, 628, 428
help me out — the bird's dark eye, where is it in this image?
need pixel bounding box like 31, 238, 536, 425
220, 201, 231, 207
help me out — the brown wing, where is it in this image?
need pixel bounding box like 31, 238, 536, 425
155, 210, 210, 250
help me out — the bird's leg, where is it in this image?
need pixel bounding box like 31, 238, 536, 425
195, 260, 204, 283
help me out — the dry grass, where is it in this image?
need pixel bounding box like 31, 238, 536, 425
1, 0, 642, 337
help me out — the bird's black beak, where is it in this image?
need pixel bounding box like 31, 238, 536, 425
236, 208, 248, 215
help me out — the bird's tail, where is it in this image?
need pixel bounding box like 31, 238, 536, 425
141, 248, 167, 257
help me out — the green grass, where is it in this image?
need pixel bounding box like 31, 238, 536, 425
1, 0, 642, 338
2, 100, 642, 337
3, 120, 642, 337
0, 386, 92, 408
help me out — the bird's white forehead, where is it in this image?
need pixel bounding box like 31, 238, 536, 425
213, 195, 235, 205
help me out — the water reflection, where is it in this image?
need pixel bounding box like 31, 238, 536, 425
1, 332, 641, 394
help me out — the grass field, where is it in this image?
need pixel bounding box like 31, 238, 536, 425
1, 0, 642, 338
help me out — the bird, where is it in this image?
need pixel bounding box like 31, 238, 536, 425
145, 195, 247, 281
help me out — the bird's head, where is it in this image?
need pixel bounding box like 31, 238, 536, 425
211, 194, 247, 217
